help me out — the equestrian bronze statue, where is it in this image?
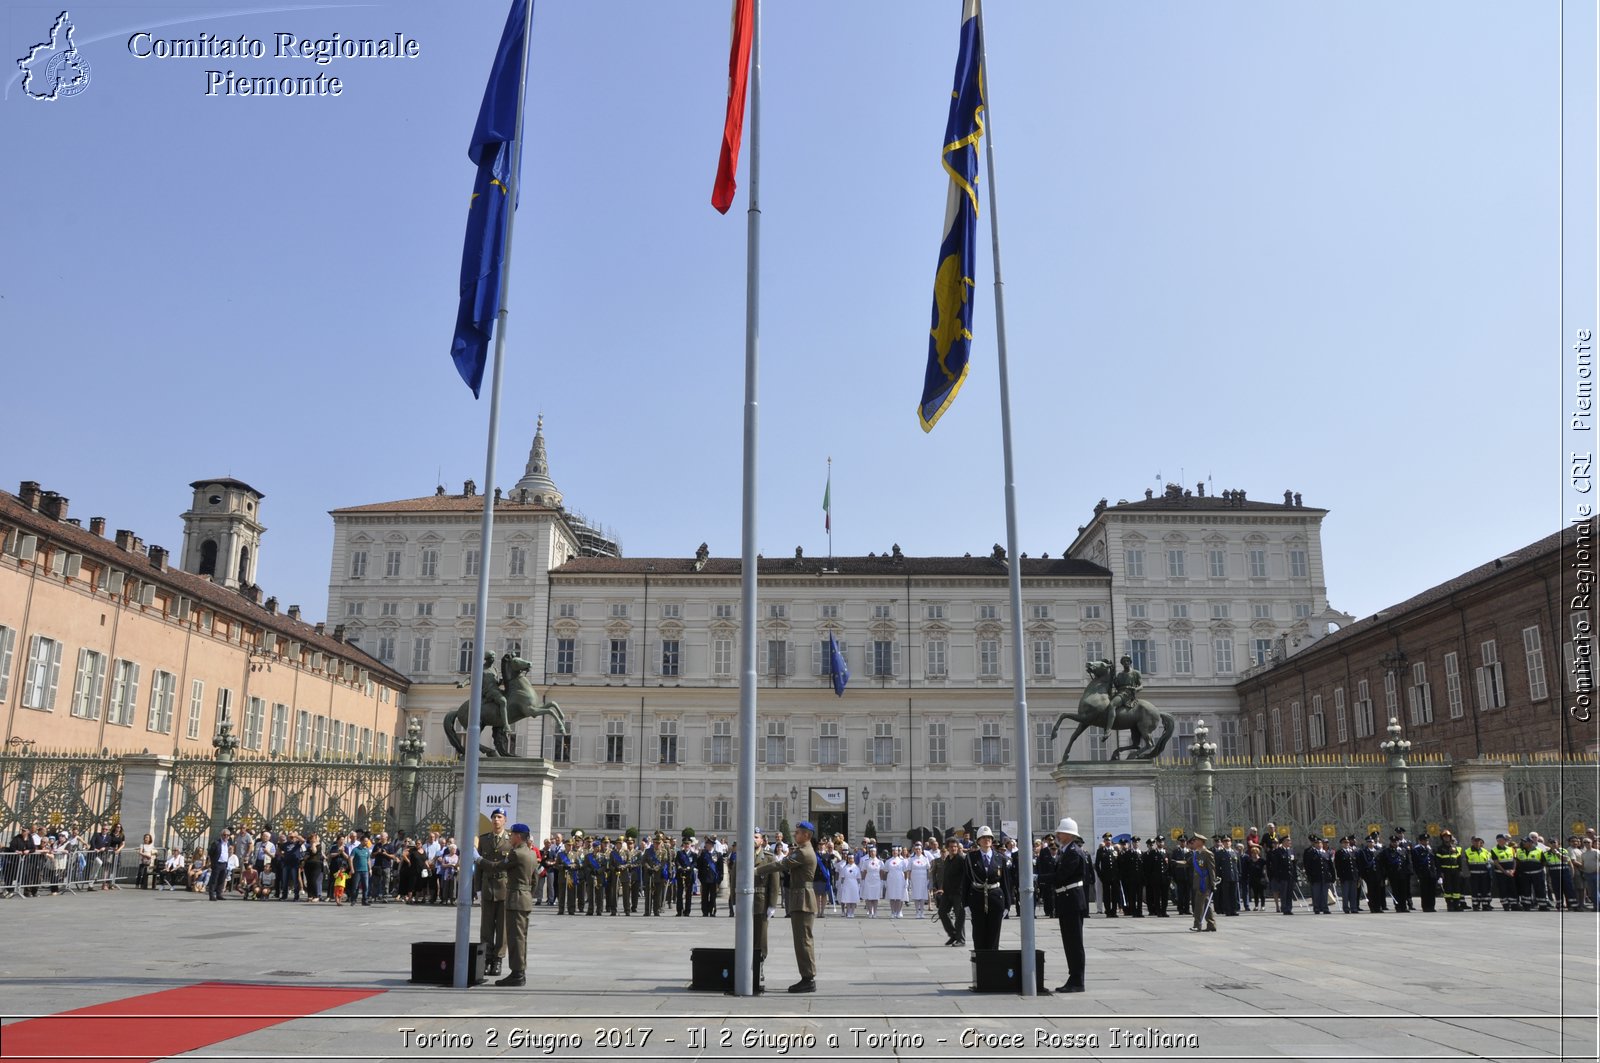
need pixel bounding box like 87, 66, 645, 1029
1050, 656, 1175, 761
444, 651, 568, 757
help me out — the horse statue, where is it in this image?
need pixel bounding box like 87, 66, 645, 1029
1050, 658, 1175, 761
444, 652, 568, 758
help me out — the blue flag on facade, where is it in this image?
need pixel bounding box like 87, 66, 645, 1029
828, 631, 849, 697
918, 0, 984, 432
450, 0, 532, 398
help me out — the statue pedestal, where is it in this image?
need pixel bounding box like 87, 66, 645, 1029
461, 759, 561, 841
1052, 761, 1161, 842
1450, 759, 1510, 842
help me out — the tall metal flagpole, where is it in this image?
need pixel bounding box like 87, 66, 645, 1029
732, 0, 762, 999
975, 0, 1037, 997
454, 0, 535, 991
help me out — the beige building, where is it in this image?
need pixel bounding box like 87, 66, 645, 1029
1, 480, 408, 758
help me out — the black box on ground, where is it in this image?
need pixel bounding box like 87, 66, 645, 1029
410, 940, 485, 986
688, 947, 762, 992
970, 949, 1048, 993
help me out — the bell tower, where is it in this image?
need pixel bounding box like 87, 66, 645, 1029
180, 478, 267, 588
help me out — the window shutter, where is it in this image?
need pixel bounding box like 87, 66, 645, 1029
623, 733, 634, 764
757, 735, 767, 764
972, 737, 981, 763
45, 642, 62, 710
813, 640, 824, 676
1474, 667, 1488, 710
731, 735, 739, 762
785, 640, 796, 676
809, 737, 819, 763
703, 736, 712, 763
894, 737, 903, 765
1002, 737, 1012, 764
760, 640, 769, 675
147, 678, 161, 731
786, 735, 794, 764
839, 733, 848, 767
73, 650, 89, 715
892, 642, 902, 676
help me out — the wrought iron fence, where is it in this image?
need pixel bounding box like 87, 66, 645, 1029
1502, 755, 1599, 840
0, 751, 124, 838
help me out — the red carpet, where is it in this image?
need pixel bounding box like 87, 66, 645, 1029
1, 982, 383, 1062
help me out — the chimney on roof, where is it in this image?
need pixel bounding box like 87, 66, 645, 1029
288, 604, 302, 622
1197, 482, 1206, 497
435, 485, 446, 496
463, 479, 476, 496
264, 596, 278, 614
314, 621, 326, 635
494, 487, 502, 503
131, 536, 145, 557
115, 529, 136, 552
1144, 488, 1154, 500
1238, 490, 1247, 503
333, 624, 346, 642
1284, 489, 1293, 505
241, 583, 261, 604
1293, 492, 1302, 507
17, 481, 42, 510
39, 492, 68, 522
65, 518, 81, 528
89, 517, 106, 537
148, 545, 168, 572
891, 544, 903, 561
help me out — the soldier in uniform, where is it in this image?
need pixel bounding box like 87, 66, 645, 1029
641, 838, 664, 915
622, 838, 642, 915
1359, 834, 1387, 912
1049, 817, 1089, 993
965, 826, 1009, 949
1380, 835, 1412, 912
1169, 838, 1193, 916
1210, 837, 1235, 916
476, 809, 513, 977
1035, 836, 1058, 919
1142, 837, 1169, 917
675, 840, 697, 916
1302, 837, 1333, 914
1410, 834, 1439, 912
558, 843, 579, 915
1266, 835, 1297, 914
1187, 834, 1218, 932
1335, 836, 1362, 914
604, 838, 624, 915
583, 840, 605, 915
491, 822, 537, 987
756, 820, 819, 993
749, 830, 783, 989
1094, 833, 1120, 917
1117, 839, 1144, 917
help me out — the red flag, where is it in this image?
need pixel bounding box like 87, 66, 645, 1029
711, 0, 754, 213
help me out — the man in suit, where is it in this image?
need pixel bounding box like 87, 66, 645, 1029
757, 820, 818, 993
1049, 817, 1089, 993
206, 829, 233, 901
492, 823, 538, 987
477, 809, 513, 977
934, 837, 968, 946
748, 831, 783, 990
1187, 834, 1217, 932
965, 825, 1009, 950
1266, 835, 1297, 914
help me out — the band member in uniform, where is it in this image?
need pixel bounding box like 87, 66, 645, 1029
476, 809, 513, 977
1049, 817, 1088, 993
492, 823, 537, 987
965, 826, 1009, 949
642, 837, 666, 916
756, 820, 819, 993
1188, 834, 1218, 932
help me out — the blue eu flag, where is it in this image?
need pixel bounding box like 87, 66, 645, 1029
919, 0, 984, 432
450, 0, 532, 397
828, 632, 850, 697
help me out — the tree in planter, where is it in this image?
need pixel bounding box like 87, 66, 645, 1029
777, 818, 791, 844
864, 819, 878, 841
624, 826, 639, 842
681, 827, 696, 842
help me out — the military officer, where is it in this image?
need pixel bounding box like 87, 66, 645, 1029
605, 838, 625, 915
1142, 837, 1169, 917
1093, 833, 1120, 917
965, 826, 1009, 949
1117, 838, 1144, 917
476, 809, 513, 977
756, 820, 819, 992
493, 823, 538, 987
749, 830, 783, 989
1410, 834, 1439, 912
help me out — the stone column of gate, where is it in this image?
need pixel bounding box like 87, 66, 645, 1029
1449, 759, 1510, 842
1052, 760, 1161, 842
120, 753, 176, 851
464, 758, 561, 842
209, 723, 240, 837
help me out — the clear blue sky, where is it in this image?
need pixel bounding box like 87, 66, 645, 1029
1, 1, 1573, 627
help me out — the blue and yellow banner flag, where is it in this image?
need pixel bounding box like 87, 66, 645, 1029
918, 0, 984, 432
450, 0, 532, 398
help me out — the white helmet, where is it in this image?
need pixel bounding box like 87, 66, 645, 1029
1054, 817, 1081, 840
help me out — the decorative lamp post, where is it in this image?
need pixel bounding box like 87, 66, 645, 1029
398, 716, 426, 837
1380, 716, 1412, 828
1191, 719, 1217, 840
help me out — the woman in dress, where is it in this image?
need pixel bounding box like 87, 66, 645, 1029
907, 843, 932, 918
861, 850, 885, 917
812, 841, 833, 917
885, 848, 909, 918
437, 844, 460, 904
136, 833, 157, 889
833, 852, 861, 918
1245, 844, 1267, 910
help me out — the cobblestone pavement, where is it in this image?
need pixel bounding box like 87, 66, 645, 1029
0, 890, 1594, 1061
